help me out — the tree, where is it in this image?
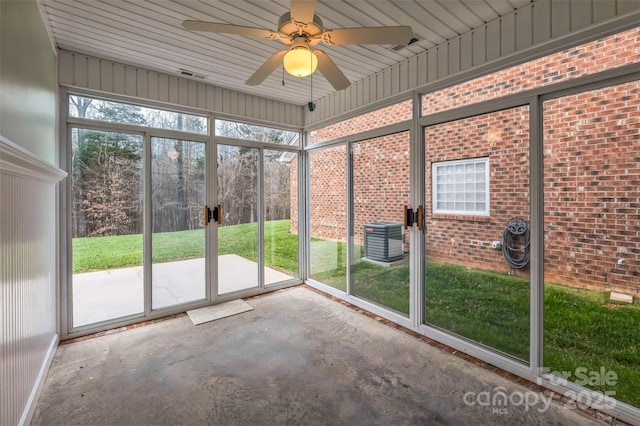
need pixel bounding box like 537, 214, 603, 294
71, 97, 145, 237
215, 120, 294, 226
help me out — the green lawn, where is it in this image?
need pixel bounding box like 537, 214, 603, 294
73, 220, 640, 407
73, 219, 298, 274
425, 261, 530, 359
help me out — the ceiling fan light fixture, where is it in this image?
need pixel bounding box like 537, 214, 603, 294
283, 39, 318, 77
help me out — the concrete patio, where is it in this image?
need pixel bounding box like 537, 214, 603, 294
72, 254, 293, 327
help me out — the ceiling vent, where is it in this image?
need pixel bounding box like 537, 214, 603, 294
178, 69, 206, 79
390, 35, 421, 51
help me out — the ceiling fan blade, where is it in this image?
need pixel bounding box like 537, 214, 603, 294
182, 20, 278, 39
246, 50, 287, 86
314, 50, 351, 91
321, 26, 413, 45
290, 0, 316, 24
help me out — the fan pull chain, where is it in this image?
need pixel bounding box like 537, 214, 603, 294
310, 50, 313, 102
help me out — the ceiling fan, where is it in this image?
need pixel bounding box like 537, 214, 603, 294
182, 0, 413, 91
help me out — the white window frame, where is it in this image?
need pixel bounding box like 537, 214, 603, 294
432, 157, 489, 216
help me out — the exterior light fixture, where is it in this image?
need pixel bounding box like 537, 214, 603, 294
283, 38, 318, 77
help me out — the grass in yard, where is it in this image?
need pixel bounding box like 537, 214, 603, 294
73, 233, 144, 273
218, 220, 299, 274
309, 238, 347, 290
309, 259, 411, 316
425, 261, 640, 408
425, 261, 530, 360
352, 260, 410, 315
73, 220, 297, 274
73, 225, 640, 407
544, 284, 640, 408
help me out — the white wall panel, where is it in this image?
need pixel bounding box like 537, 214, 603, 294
101, 60, 113, 93
533, 1, 552, 43
472, 27, 486, 66
87, 57, 100, 90
448, 39, 461, 76
486, 20, 502, 61
407, 56, 418, 89
305, 0, 640, 127
0, 137, 66, 426
58, 51, 303, 128
73, 54, 88, 88
1, 5, 60, 423
460, 33, 473, 71
516, 6, 534, 50
501, 14, 516, 56
437, 45, 448, 78
113, 63, 125, 95
427, 50, 437, 83
1, 1, 58, 163
137, 70, 148, 99
125, 67, 137, 97
59, 50, 74, 86
552, 0, 572, 37
594, 0, 617, 21
417, 51, 428, 86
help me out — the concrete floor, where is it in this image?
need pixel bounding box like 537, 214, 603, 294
33, 287, 600, 425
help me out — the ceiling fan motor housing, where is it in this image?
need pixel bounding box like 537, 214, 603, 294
277, 12, 324, 39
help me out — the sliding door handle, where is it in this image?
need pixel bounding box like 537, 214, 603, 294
203, 205, 222, 226
204, 205, 210, 226
404, 205, 410, 230
404, 205, 424, 231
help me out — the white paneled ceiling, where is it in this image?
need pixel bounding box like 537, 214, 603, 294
39, 0, 531, 106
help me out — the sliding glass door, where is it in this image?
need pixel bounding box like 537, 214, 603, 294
350, 132, 411, 316
67, 96, 301, 335
216, 144, 260, 296
424, 106, 531, 362
151, 137, 206, 309
70, 128, 145, 327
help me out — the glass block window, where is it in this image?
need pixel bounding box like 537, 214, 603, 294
432, 158, 489, 215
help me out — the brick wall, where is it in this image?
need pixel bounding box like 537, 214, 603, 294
425, 107, 531, 278
309, 100, 412, 145
302, 27, 639, 295
308, 146, 347, 242
543, 80, 640, 297
422, 28, 640, 115
353, 132, 410, 247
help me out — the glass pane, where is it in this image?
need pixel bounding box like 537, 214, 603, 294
71, 129, 144, 327
215, 119, 298, 145
425, 106, 531, 362
264, 150, 299, 284
308, 100, 412, 145
422, 27, 639, 115
151, 138, 206, 309
217, 144, 259, 295
68, 95, 207, 134
351, 132, 410, 315
309, 146, 347, 290
543, 80, 640, 408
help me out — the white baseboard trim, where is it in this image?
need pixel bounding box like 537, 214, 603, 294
19, 334, 59, 426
